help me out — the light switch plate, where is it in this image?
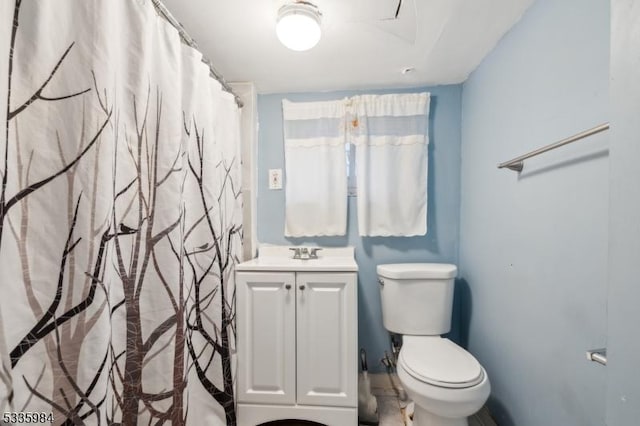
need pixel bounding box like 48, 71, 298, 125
268, 169, 283, 190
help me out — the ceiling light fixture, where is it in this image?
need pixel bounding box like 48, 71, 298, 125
276, 1, 322, 52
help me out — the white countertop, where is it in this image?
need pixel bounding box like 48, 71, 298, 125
236, 245, 358, 272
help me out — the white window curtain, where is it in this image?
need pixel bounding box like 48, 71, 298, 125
351, 93, 430, 236
282, 99, 348, 236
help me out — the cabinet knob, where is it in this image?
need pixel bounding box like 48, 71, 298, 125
299, 285, 306, 290
285, 284, 291, 290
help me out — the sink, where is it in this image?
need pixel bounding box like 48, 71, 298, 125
236, 245, 358, 272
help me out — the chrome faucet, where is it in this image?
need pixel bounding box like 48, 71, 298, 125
289, 247, 322, 260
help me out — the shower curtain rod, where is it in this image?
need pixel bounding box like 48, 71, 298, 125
151, 0, 244, 108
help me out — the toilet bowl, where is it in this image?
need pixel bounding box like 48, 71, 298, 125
377, 263, 490, 426
397, 336, 490, 426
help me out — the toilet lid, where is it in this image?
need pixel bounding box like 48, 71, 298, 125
400, 336, 484, 389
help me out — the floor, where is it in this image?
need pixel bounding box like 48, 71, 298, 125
362, 373, 498, 426
263, 373, 498, 426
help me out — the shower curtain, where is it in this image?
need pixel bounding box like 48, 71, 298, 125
0, 1, 243, 425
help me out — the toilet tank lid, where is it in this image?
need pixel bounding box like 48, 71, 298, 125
377, 263, 457, 279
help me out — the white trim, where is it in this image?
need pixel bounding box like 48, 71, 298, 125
231, 82, 258, 260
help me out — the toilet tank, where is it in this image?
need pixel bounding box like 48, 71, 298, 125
377, 263, 457, 335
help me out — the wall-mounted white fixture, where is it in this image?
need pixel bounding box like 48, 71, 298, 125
276, 1, 322, 51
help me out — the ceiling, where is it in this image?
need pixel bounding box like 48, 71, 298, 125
161, 0, 535, 94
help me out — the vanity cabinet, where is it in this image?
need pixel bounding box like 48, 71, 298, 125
236, 247, 358, 426
296, 272, 357, 407
237, 272, 297, 405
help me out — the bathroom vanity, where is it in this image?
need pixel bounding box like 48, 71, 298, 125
236, 246, 358, 426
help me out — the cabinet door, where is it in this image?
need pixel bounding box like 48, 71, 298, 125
296, 273, 357, 407
236, 272, 296, 404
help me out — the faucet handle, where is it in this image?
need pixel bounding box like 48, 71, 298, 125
289, 248, 301, 259
309, 248, 322, 259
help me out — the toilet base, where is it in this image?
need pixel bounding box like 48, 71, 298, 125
413, 403, 468, 426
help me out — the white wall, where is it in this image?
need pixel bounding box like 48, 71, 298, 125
459, 0, 610, 424
230, 82, 258, 260
606, 1, 640, 424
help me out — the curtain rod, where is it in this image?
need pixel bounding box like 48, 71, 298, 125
150, 0, 244, 108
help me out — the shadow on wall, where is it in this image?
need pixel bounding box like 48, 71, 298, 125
447, 277, 472, 348
517, 148, 609, 180
487, 396, 516, 426
449, 278, 516, 426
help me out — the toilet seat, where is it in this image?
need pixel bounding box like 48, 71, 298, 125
400, 336, 484, 389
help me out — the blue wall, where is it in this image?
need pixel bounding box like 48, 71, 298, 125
257, 86, 462, 372
459, 0, 609, 425
606, 1, 640, 423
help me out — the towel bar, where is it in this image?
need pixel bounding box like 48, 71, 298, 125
498, 123, 609, 172
586, 348, 607, 366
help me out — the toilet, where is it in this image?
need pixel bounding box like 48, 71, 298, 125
377, 263, 490, 426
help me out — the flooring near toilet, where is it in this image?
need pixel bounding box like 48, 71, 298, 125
257, 374, 497, 426
361, 374, 497, 426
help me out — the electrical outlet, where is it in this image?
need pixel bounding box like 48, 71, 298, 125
268, 169, 283, 190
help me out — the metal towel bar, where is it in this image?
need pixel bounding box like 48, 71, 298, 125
498, 123, 610, 172
586, 348, 607, 366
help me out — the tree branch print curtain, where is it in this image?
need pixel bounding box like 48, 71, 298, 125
0, 1, 243, 425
